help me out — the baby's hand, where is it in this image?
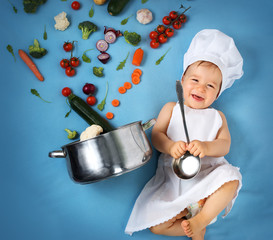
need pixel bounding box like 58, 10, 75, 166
169, 141, 187, 159
187, 140, 207, 158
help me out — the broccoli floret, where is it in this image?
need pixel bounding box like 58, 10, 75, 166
64, 129, 78, 140
123, 31, 141, 46
78, 21, 98, 40
93, 67, 104, 77
23, 0, 47, 13
28, 39, 47, 58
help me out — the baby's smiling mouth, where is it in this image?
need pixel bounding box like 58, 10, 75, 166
191, 94, 204, 101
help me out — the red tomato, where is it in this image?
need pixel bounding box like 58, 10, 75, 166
162, 16, 171, 25
157, 25, 165, 33
150, 39, 160, 49
172, 20, 182, 29
65, 66, 76, 77
70, 57, 80, 67
60, 59, 70, 69
169, 11, 178, 20
63, 42, 73, 52
165, 28, 174, 37
71, 1, 80, 10
178, 14, 187, 23
158, 34, 167, 44
86, 96, 96, 106
149, 31, 159, 40
62, 87, 72, 97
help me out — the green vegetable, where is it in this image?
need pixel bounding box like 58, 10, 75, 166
141, 0, 148, 3
116, 52, 129, 70
107, 0, 130, 16
78, 21, 98, 40
89, 5, 94, 18
155, 47, 171, 65
123, 30, 141, 46
82, 48, 94, 63
6, 45, 16, 62
29, 39, 47, 58
30, 89, 51, 103
8, 0, 18, 13
65, 98, 71, 118
64, 128, 78, 139
43, 25, 47, 40
23, 0, 47, 13
68, 93, 114, 133
97, 82, 108, 111
121, 14, 133, 25
93, 67, 104, 77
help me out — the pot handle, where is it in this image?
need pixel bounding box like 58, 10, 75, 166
48, 150, 66, 158
142, 118, 156, 131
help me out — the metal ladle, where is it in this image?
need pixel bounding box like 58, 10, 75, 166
172, 80, 201, 180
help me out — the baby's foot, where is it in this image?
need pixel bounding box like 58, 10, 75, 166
192, 228, 206, 240
181, 216, 206, 237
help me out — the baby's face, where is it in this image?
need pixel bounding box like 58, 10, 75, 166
182, 62, 222, 109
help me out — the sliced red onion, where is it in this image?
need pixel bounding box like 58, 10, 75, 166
104, 26, 123, 37
105, 31, 117, 44
96, 39, 108, 52
97, 52, 110, 64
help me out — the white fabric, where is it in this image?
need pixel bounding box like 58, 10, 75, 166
183, 29, 244, 97
125, 103, 242, 235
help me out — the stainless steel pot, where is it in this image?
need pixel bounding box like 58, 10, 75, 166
49, 119, 156, 184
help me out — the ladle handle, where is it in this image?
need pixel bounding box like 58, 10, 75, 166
176, 80, 190, 144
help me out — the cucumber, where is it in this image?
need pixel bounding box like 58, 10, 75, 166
107, 0, 130, 16
68, 93, 114, 133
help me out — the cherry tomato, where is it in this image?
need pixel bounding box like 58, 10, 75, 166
169, 11, 178, 20
178, 14, 187, 23
149, 31, 159, 40
172, 20, 182, 29
65, 66, 76, 77
62, 87, 72, 97
150, 39, 160, 49
165, 28, 174, 38
70, 57, 80, 67
60, 59, 70, 69
157, 25, 165, 33
63, 41, 73, 52
71, 1, 80, 10
86, 96, 96, 106
158, 34, 167, 44
162, 16, 171, 25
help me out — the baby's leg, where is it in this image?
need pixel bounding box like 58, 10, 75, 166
150, 208, 188, 236
182, 180, 239, 237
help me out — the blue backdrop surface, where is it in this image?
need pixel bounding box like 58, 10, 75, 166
0, 0, 273, 240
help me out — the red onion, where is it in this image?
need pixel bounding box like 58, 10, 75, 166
97, 52, 110, 64
104, 26, 123, 37
96, 39, 108, 52
105, 31, 116, 44
82, 83, 96, 95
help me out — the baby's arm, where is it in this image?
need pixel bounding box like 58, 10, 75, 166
152, 102, 187, 159
187, 111, 231, 158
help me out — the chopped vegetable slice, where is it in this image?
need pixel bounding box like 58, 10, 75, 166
124, 82, 132, 89
156, 47, 171, 65
111, 99, 120, 107
116, 52, 129, 70
97, 81, 108, 111
106, 112, 114, 120
30, 89, 51, 103
104, 31, 116, 44
133, 68, 142, 76
97, 52, 110, 64
7, 45, 16, 62
96, 39, 108, 52
118, 86, 126, 94
132, 76, 141, 85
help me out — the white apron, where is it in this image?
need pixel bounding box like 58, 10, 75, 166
125, 104, 242, 235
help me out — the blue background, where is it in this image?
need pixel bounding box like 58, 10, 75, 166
1, 0, 273, 239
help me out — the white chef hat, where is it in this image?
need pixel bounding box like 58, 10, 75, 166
183, 29, 244, 97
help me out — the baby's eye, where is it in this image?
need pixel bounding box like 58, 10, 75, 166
207, 84, 214, 88
192, 79, 198, 82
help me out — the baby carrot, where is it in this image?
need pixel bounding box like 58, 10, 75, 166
132, 48, 144, 66
124, 81, 132, 89
132, 76, 140, 85
133, 68, 142, 76
118, 86, 127, 94
106, 112, 114, 119
18, 49, 44, 81
112, 99, 120, 107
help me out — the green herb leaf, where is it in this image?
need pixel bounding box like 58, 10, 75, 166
141, 0, 149, 3
6, 44, 16, 62
121, 14, 133, 25
116, 52, 129, 71
30, 89, 51, 103
43, 25, 47, 40
89, 5, 94, 18
82, 48, 94, 63
155, 47, 171, 65
97, 82, 109, 111
65, 98, 71, 117
8, 0, 17, 13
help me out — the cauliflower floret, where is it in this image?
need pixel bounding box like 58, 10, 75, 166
54, 11, 70, 31
136, 9, 153, 25
80, 125, 103, 141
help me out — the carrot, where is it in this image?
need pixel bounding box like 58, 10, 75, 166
118, 86, 127, 94
131, 72, 140, 78
112, 99, 120, 107
132, 48, 144, 66
132, 76, 140, 85
106, 112, 114, 120
124, 81, 132, 89
18, 49, 44, 81
133, 68, 142, 76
